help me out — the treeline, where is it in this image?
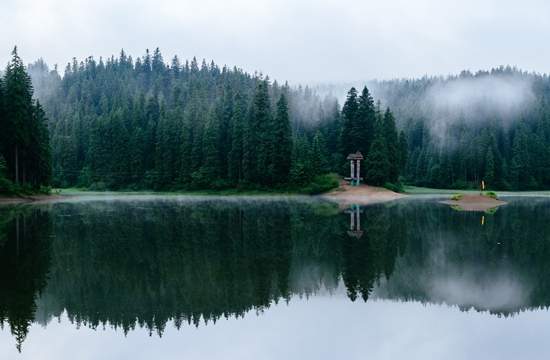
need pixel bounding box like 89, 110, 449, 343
0, 48, 51, 194
31, 48, 342, 191
372, 67, 550, 190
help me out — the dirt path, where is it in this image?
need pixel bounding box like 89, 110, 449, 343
440, 194, 507, 211
323, 182, 406, 206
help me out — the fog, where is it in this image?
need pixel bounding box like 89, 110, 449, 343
314, 71, 537, 143
421, 75, 535, 142
3, 0, 550, 83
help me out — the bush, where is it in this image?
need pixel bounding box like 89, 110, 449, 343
383, 182, 404, 193
451, 193, 464, 201
38, 185, 52, 194
484, 191, 498, 199
451, 180, 470, 190
301, 173, 340, 195
89, 181, 107, 191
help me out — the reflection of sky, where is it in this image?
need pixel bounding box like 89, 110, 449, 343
2, 296, 549, 360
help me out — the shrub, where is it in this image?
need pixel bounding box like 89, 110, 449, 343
89, 181, 107, 191
383, 182, 404, 193
301, 173, 340, 195
484, 191, 498, 199
451, 193, 464, 201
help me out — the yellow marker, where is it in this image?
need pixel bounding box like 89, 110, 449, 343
481, 215, 485, 226
481, 180, 485, 191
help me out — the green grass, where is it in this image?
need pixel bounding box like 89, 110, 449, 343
403, 186, 480, 195
57, 173, 340, 197
404, 185, 550, 196
484, 191, 498, 199
451, 193, 464, 201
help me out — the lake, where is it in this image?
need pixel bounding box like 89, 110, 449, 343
1, 195, 550, 359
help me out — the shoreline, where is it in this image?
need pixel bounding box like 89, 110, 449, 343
4, 186, 550, 207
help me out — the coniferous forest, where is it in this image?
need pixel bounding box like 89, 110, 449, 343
370, 68, 550, 190
18, 47, 402, 192
7, 47, 550, 192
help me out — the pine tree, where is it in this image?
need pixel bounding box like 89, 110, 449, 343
228, 93, 246, 184
272, 94, 292, 184
200, 106, 222, 182
356, 86, 376, 155
382, 108, 400, 183
484, 148, 495, 188
311, 131, 329, 175
340, 87, 359, 157
398, 130, 408, 174
4, 47, 35, 184
244, 80, 271, 185
365, 120, 391, 186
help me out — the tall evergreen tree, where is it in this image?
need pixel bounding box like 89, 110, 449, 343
356, 86, 376, 155
228, 93, 246, 184
365, 117, 391, 186
4, 47, 34, 184
382, 108, 400, 183
340, 87, 359, 157
1, 47, 51, 189
272, 94, 292, 184
244, 80, 271, 185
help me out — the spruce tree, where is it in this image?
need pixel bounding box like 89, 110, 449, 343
365, 119, 391, 186
4, 47, 35, 184
398, 130, 408, 174
228, 93, 246, 184
311, 131, 329, 175
484, 148, 495, 188
272, 94, 292, 184
340, 87, 359, 157
200, 106, 222, 184
356, 86, 376, 155
244, 80, 271, 185
382, 108, 400, 183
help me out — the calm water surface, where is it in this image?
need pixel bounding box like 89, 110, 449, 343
1, 195, 550, 359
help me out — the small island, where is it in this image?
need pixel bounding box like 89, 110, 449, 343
440, 192, 507, 212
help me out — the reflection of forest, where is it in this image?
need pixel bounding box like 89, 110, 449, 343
2, 197, 550, 350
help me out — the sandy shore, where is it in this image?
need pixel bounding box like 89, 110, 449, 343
323, 182, 406, 206
440, 194, 507, 211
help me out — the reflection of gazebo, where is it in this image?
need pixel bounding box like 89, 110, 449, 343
345, 204, 363, 238
345, 152, 363, 186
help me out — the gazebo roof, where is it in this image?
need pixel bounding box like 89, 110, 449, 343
347, 151, 364, 160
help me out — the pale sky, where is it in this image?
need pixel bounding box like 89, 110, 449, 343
1, 0, 550, 83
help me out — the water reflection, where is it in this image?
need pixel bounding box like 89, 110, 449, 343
1, 196, 550, 352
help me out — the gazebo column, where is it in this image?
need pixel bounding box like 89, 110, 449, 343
350, 160, 355, 180
356, 160, 360, 184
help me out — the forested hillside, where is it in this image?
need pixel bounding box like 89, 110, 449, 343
370, 68, 550, 190
0, 48, 51, 194
15, 45, 550, 192
30, 49, 350, 191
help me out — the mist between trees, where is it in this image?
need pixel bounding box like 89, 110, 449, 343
3, 47, 550, 191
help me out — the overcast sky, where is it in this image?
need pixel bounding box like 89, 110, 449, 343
1, 0, 550, 84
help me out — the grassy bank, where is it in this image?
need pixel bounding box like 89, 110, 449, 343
404, 185, 550, 196
58, 174, 341, 197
